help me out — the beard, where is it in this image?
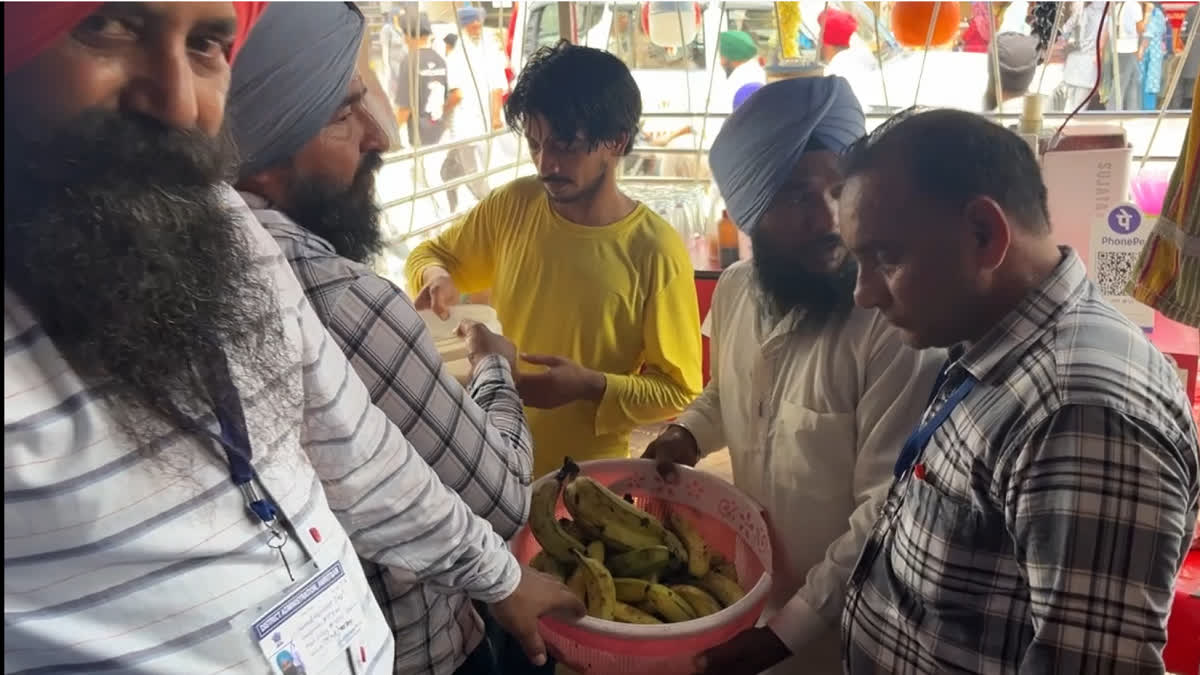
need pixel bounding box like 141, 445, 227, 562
4, 108, 291, 446
282, 152, 384, 264
750, 230, 857, 323
542, 164, 606, 205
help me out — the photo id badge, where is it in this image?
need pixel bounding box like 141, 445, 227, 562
251, 560, 365, 674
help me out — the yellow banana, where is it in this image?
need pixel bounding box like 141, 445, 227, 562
566, 567, 587, 603
667, 510, 710, 578
697, 571, 746, 608
529, 479, 585, 563
669, 584, 722, 617
573, 549, 616, 621
645, 583, 698, 623
710, 554, 738, 582
564, 476, 670, 542
636, 600, 660, 618
606, 546, 672, 578
613, 577, 651, 604
530, 551, 566, 580
586, 540, 605, 564
613, 601, 661, 624
558, 517, 589, 543
585, 515, 666, 553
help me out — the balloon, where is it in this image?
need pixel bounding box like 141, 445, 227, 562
891, 1, 961, 48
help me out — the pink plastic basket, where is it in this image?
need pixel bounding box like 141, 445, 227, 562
511, 459, 773, 675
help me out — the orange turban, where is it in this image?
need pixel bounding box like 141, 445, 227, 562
5, 2, 268, 74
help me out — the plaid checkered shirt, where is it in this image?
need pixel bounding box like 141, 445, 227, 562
842, 248, 1200, 674
248, 195, 534, 675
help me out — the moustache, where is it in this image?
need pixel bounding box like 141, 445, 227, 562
540, 175, 571, 185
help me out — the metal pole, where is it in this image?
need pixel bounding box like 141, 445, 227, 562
558, 1, 574, 43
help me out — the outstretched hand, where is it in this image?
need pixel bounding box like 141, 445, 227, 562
516, 354, 606, 409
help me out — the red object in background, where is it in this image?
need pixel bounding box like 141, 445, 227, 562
1165, 550, 1200, 675
1163, 2, 1193, 30
503, 2, 519, 100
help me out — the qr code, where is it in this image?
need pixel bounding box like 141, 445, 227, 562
1095, 251, 1138, 295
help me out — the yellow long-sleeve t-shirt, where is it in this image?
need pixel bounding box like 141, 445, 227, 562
406, 177, 703, 478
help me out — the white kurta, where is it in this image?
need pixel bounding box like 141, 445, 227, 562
676, 261, 943, 673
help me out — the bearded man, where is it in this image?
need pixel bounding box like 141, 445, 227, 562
228, 5, 534, 673
643, 77, 942, 675
3, 4, 580, 674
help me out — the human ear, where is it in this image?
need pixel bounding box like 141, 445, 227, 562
962, 196, 1011, 271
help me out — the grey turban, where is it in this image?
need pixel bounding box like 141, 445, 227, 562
228, 2, 365, 179
709, 76, 865, 233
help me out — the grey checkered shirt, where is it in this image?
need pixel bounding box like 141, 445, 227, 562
249, 196, 533, 675
842, 248, 1199, 674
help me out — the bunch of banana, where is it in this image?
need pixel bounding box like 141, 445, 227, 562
563, 473, 689, 562
526, 458, 749, 626
528, 472, 585, 562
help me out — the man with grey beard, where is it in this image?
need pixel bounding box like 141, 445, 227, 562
2, 3, 581, 675
644, 77, 942, 675
228, 5, 534, 674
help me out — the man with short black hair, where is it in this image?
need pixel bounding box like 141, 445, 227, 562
838, 108, 1199, 673
407, 42, 703, 478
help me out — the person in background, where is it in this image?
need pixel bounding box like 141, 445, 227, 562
1177, 2, 1199, 109
441, 6, 507, 212
1000, 0, 1032, 34
407, 42, 703, 479
444, 32, 459, 59
1058, 0, 1108, 111
716, 31, 766, 114
3, 3, 584, 674
393, 10, 453, 149
818, 7, 859, 66
378, 8, 408, 109
227, 5, 536, 674
1139, 2, 1168, 109
820, 7, 878, 108
1110, 0, 1145, 110
839, 108, 1199, 673
984, 31, 1041, 112
644, 77, 942, 675
959, 2, 994, 53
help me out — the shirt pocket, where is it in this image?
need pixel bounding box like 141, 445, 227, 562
768, 401, 856, 500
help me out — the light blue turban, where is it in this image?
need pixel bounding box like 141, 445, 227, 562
709, 76, 865, 233
457, 7, 484, 25
228, 2, 364, 179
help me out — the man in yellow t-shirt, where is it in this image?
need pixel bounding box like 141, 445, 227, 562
408, 42, 703, 478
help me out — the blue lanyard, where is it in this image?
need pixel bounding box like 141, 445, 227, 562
892, 363, 978, 479
204, 351, 279, 526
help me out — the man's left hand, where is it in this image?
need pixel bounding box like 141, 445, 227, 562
693, 627, 791, 675
517, 354, 606, 409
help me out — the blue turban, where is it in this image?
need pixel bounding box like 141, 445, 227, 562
732, 82, 763, 110
709, 76, 865, 233
228, 2, 365, 179
457, 7, 484, 25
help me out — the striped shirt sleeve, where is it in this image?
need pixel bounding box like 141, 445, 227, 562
289, 269, 521, 603
999, 404, 1199, 672
325, 274, 533, 539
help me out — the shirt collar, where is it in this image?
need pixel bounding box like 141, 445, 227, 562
237, 190, 338, 257
952, 246, 1089, 382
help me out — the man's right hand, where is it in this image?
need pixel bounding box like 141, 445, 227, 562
489, 565, 586, 667
414, 267, 459, 320
457, 319, 517, 371
642, 424, 701, 483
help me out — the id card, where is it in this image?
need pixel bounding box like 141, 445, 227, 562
251, 561, 365, 674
